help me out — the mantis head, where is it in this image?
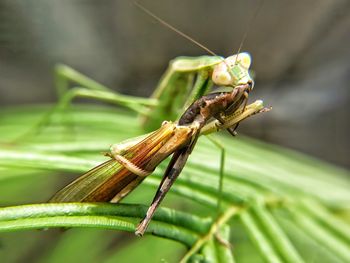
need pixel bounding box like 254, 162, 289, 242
212, 52, 254, 89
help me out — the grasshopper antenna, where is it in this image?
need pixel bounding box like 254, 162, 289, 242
134, 1, 218, 57
235, 0, 264, 63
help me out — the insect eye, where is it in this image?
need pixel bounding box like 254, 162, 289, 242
212, 70, 232, 86
238, 52, 252, 69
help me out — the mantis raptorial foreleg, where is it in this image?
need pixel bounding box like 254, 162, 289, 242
54, 57, 216, 134
140, 55, 223, 131
141, 53, 254, 132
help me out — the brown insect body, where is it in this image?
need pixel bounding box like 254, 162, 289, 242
49, 122, 193, 203
179, 84, 251, 127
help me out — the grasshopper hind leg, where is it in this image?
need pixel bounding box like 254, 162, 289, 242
135, 133, 198, 236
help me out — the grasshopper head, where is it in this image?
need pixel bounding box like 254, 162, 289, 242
212, 52, 254, 89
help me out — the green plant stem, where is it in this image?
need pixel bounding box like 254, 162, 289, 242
0, 203, 211, 247
180, 205, 241, 262
240, 209, 283, 263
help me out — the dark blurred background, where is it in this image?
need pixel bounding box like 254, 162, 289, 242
0, 0, 349, 168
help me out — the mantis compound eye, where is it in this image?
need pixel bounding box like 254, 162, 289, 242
236, 52, 252, 69
212, 62, 233, 86
212, 52, 254, 87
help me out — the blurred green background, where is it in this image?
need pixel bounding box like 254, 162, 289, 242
0, 0, 349, 262
0, 0, 349, 167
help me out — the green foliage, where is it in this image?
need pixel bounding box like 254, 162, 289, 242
0, 105, 349, 262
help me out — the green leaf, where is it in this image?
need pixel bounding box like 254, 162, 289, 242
0, 104, 349, 262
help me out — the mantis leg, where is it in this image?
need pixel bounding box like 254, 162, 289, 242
181, 70, 213, 113
205, 135, 235, 249
205, 135, 226, 214
54, 64, 156, 110
141, 56, 222, 131
16, 65, 158, 140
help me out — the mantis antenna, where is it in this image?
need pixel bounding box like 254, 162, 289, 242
234, 0, 264, 64
134, 1, 240, 83
134, 1, 218, 57
134, 1, 261, 85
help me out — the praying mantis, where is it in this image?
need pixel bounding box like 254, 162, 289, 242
49, 50, 267, 236
25, 3, 270, 236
